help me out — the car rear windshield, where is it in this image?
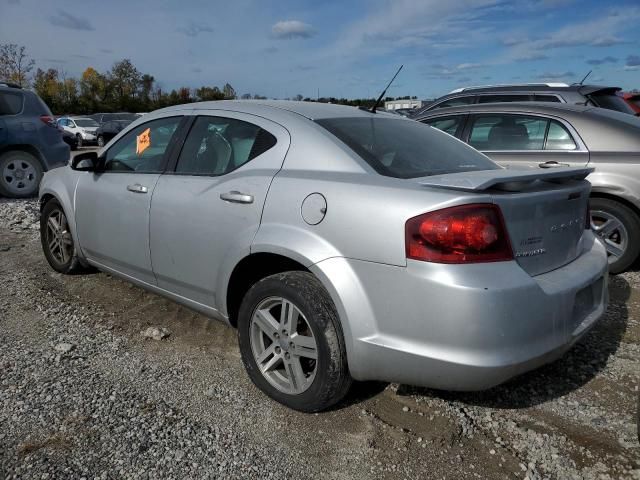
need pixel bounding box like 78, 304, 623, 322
316, 117, 499, 179
0, 91, 24, 115
75, 119, 99, 127
588, 93, 635, 114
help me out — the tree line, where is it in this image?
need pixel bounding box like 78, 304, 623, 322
1, 43, 418, 115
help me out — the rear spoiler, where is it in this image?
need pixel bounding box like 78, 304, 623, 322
418, 167, 594, 192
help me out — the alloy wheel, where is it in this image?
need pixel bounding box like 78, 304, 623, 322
591, 209, 628, 265
45, 208, 74, 265
249, 296, 318, 395
2, 158, 38, 195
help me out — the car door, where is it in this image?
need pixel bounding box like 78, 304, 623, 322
149, 111, 290, 308
464, 113, 589, 169
74, 115, 185, 284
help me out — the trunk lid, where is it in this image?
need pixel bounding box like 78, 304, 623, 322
419, 167, 593, 276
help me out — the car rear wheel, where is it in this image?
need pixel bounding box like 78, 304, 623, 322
76, 134, 83, 148
40, 200, 84, 274
590, 197, 640, 274
97, 135, 105, 148
238, 271, 352, 412
0, 151, 43, 198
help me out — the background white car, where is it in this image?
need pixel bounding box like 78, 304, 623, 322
57, 117, 99, 147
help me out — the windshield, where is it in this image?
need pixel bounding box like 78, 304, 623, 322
588, 93, 635, 114
316, 117, 499, 179
75, 118, 99, 127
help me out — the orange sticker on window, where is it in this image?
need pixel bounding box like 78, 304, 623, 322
136, 128, 151, 156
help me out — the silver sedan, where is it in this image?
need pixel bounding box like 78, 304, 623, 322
39, 101, 608, 411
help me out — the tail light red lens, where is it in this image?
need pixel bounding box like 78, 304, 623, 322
39, 115, 56, 127
406, 204, 513, 263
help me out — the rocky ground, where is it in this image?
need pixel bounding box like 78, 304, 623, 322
0, 196, 638, 480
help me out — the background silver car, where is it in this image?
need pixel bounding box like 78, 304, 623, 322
415, 102, 640, 273
39, 101, 608, 411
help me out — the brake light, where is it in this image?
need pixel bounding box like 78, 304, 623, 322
406, 204, 513, 263
39, 115, 56, 127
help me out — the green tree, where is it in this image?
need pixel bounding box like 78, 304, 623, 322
0, 44, 35, 87
222, 83, 236, 99
109, 59, 142, 109
196, 86, 224, 101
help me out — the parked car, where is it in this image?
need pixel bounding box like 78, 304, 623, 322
57, 116, 100, 147
0, 83, 69, 197
39, 100, 607, 411
90, 112, 140, 125
61, 129, 79, 151
623, 92, 640, 115
412, 83, 636, 117
414, 102, 640, 273
95, 119, 133, 147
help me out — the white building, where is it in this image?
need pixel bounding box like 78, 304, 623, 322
384, 99, 428, 111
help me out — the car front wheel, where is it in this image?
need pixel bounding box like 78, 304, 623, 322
40, 200, 84, 274
76, 134, 83, 148
0, 151, 43, 198
590, 197, 640, 274
238, 271, 352, 412
97, 135, 105, 148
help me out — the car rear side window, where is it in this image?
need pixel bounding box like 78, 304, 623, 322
103, 116, 182, 173
477, 94, 530, 103
0, 92, 23, 115
421, 115, 465, 137
545, 121, 576, 150
432, 96, 475, 109
469, 114, 547, 151
534, 94, 562, 103
175, 116, 277, 176
316, 117, 499, 179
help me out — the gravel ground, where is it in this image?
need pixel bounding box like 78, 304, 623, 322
0, 196, 639, 480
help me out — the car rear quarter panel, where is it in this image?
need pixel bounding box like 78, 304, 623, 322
587, 152, 640, 210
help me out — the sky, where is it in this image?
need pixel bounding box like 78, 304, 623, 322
1, 0, 639, 99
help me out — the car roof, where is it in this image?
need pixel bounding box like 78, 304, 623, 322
445, 84, 619, 95
158, 100, 396, 120
413, 101, 595, 118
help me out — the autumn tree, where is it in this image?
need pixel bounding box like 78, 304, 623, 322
0, 44, 35, 87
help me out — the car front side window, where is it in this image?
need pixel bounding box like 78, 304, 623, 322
102, 116, 182, 173
174, 116, 277, 176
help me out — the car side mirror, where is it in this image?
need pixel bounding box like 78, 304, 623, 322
71, 151, 98, 171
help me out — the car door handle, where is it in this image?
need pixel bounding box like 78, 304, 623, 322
539, 161, 569, 168
220, 191, 254, 204
127, 183, 148, 194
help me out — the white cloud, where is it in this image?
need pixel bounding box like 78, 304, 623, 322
271, 20, 315, 39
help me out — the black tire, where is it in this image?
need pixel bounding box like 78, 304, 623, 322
238, 271, 352, 412
0, 151, 43, 198
97, 135, 105, 148
76, 134, 83, 149
40, 199, 84, 274
590, 197, 640, 274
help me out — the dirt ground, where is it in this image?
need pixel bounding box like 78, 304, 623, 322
0, 196, 639, 479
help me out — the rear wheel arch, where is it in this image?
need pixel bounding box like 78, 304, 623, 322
589, 191, 640, 220
0, 144, 46, 171
226, 253, 311, 328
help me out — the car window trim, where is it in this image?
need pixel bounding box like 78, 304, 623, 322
97, 114, 189, 174
464, 112, 587, 153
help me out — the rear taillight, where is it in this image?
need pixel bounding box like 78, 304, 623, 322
406, 204, 513, 263
39, 115, 56, 127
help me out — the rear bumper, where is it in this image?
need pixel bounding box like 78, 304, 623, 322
41, 142, 70, 169
311, 231, 608, 390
